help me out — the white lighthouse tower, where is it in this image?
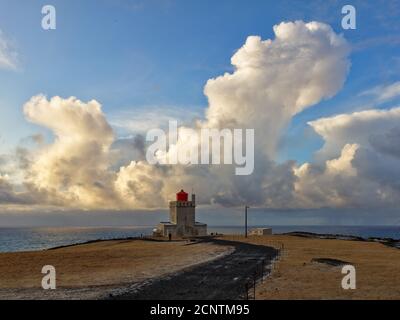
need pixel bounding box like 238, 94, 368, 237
154, 190, 207, 237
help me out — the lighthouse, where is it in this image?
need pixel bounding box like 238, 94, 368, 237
153, 190, 207, 237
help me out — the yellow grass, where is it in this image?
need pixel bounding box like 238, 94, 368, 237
0, 239, 232, 299
2, 235, 399, 299
223, 234, 400, 299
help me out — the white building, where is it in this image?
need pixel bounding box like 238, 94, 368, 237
249, 228, 272, 236
153, 190, 207, 237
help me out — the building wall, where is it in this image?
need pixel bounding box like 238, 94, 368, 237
169, 201, 195, 227
195, 225, 207, 236
159, 224, 177, 237
155, 198, 207, 237
157, 223, 207, 237
250, 228, 272, 236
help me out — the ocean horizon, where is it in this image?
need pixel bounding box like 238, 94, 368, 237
1, 225, 399, 253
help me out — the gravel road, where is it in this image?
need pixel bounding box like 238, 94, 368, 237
112, 238, 278, 300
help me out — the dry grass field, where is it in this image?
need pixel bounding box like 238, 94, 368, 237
223, 234, 400, 299
0, 239, 232, 299
1, 234, 399, 300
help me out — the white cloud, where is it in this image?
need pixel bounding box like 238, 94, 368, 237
295, 106, 400, 208
0, 174, 14, 203
110, 106, 203, 134
114, 20, 351, 208
0, 21, 364, 210
308, 107, 400, 162
22, 95, 119, 209
0, 30, 18, 70
360, 81, 400, 103
204, 21, 350, 158
294, 144, 359, 208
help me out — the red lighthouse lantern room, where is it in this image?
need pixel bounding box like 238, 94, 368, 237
176, 189, 188, 202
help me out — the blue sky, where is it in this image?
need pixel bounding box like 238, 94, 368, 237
1, 0, 400, 164
0, 1, 400, 225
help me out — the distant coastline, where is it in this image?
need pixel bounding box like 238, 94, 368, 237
32, 231, 400, 253
0, 225, 399, 253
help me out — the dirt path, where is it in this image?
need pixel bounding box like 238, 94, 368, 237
112, 238, 278, 300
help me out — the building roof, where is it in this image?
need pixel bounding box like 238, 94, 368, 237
176, 189, 189, 201
159, 222, 176, 225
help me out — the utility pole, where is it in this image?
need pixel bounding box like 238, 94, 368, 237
245, 205, 250, 238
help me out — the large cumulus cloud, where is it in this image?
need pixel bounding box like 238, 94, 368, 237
9, 20, 400, 211
204, 21, 350, 157
295, 107, 400, 208
114, 20, 351, 208
22, 95, 119, 208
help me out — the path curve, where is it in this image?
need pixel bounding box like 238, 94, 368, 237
112, 238, 278, 300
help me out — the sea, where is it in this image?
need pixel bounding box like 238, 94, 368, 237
0, 225, 399, 253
